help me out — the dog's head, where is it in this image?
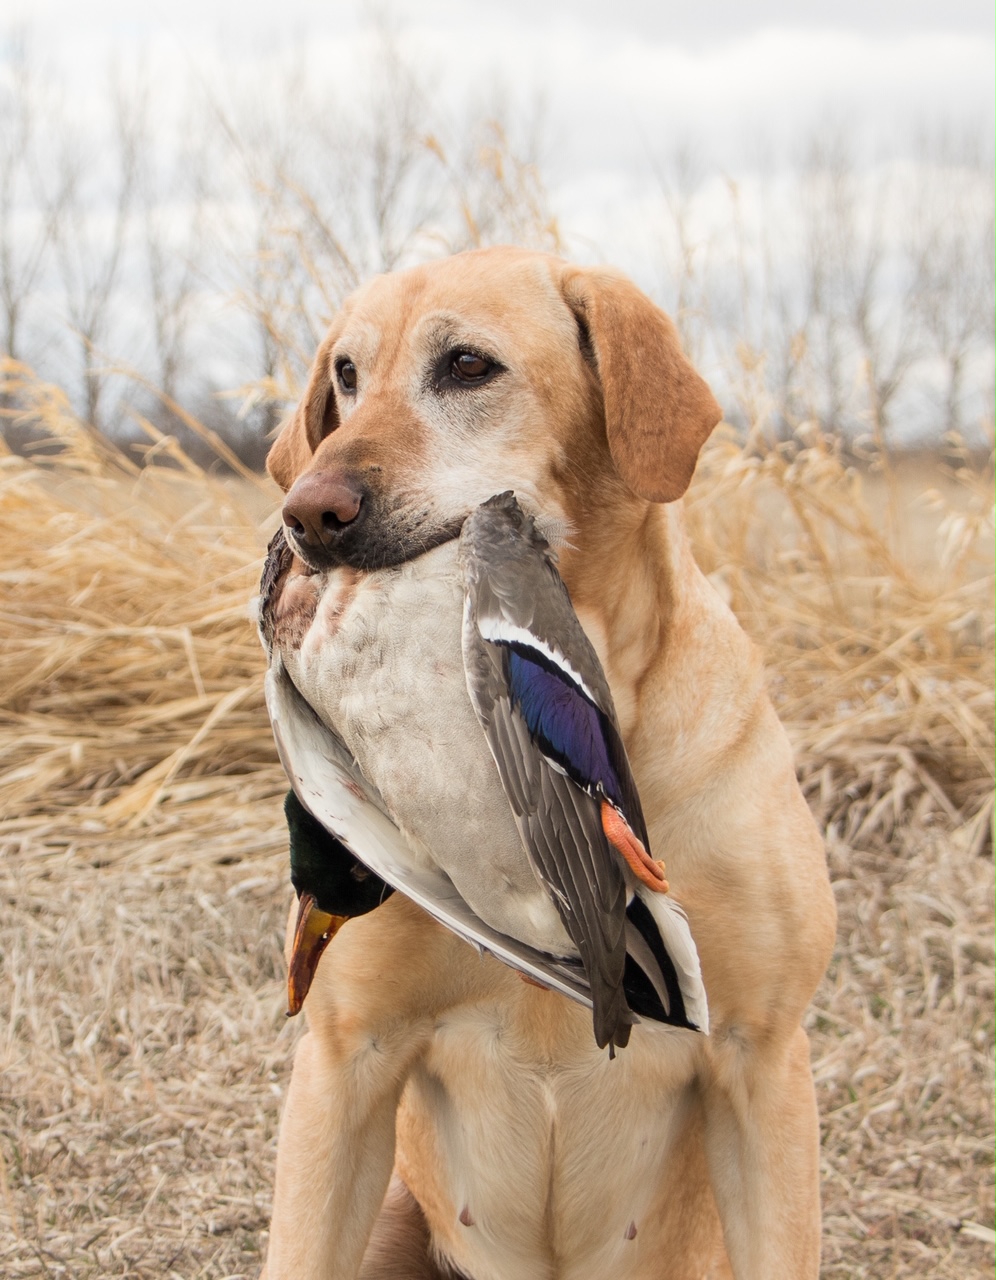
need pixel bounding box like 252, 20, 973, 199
268, 246, 721, 573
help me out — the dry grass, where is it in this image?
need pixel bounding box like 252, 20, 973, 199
687, 429, 993, 848
0, 363, 280, 839
1, 362, 992, 1277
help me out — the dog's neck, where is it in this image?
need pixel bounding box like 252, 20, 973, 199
558, 496, 692, 736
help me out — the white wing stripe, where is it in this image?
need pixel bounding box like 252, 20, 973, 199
475, 616, 599, 704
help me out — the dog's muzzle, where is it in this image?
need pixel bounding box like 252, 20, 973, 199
282, 468, 463, 573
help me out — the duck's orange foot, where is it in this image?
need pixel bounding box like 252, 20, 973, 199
601, 801, 669, 893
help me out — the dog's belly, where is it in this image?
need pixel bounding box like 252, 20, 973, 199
397, 996, 706, 1280
280, 543, 573, 956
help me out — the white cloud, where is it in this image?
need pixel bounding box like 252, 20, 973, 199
11, 5, 989, 168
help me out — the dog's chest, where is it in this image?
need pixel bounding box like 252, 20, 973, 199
398, 1000, 701, 1280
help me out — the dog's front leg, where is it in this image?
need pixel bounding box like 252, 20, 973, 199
702, 1024, 822, 1280
263, 895, 475, 1280
264, 1024, 413, 1280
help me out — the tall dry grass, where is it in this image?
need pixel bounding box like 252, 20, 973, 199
0, 360, 281, 845
687, 427, 993, 849
0, 361, 993, 1277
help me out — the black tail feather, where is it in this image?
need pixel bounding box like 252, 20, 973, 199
624, 895, 697, 1032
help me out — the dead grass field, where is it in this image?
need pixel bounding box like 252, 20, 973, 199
1, 369, 993, 1278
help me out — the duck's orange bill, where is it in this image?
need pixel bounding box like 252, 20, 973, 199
286, 893, 347, 1017
601, 801, 669, 894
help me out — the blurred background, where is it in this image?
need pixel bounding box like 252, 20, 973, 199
0, 5, 992, 1279
0, 0, 992, 460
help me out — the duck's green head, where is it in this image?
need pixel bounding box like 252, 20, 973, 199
284, 791, 393, 1015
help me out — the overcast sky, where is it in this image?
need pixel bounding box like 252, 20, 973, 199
13, 0, 995, 37
12, 1, 991, 164
5, 0, 989, 288
2, 2, 990, 438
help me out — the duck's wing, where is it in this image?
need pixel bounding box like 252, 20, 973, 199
460, 621, 634, 1048
265, 658, 594, 1007
461, 494, 708, 1044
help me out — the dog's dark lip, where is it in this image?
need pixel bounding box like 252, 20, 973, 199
284, 518, 466, 575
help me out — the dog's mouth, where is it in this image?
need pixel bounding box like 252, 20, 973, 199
283, 495, 467, 576
277, 487, 568, 581
258, 514, 467, 659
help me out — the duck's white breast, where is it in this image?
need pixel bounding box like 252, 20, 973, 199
279, 543, 572, 956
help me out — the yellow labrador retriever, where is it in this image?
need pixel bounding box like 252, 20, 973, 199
260, 246, 836, 1280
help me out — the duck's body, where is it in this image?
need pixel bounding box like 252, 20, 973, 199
262, 495, 707, 1049
278, 539, 576, 957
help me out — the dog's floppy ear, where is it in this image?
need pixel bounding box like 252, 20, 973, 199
266, 333, 341, 492
559, 265, 722, 504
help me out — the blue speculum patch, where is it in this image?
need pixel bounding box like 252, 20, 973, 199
505, 644, 624, 809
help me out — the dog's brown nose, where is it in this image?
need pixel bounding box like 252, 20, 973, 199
282, 472, 364, 549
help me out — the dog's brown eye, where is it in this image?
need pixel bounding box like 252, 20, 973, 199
336, 360, 357, 392
432, 347, 503, 392
451, 352, 493, 382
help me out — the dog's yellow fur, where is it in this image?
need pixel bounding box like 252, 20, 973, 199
261, 247, 836, 1279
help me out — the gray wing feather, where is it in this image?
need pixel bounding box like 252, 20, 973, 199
491, 697, 532, 814
466, 635, 633, 1048
536, 766, 634, 1041
460, 511, 615, 713
460, 496, 710, 1045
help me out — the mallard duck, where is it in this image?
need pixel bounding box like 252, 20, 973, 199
261, 494, 707, 1050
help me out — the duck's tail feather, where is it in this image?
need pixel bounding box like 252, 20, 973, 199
624, 892, 709, 1034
